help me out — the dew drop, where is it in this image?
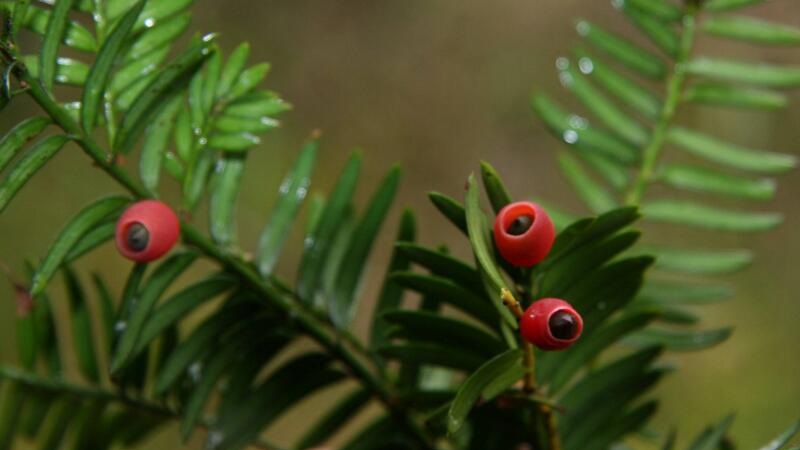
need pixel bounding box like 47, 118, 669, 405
304, 237, 315, 249
114, 321, 127, 332
611, 0, 625, 9
296, 186, 308, 199
198, 137, 208, 146
576, 21, 591, 36
260, 117, 279, 127
568, 115, 588, 129
143, 17, 156, 28
279, 180, 291, 194
563, 130, 579, 144
578, 57, 594, 74
559, 72, 574, 88
207, 431, 224, 449
555, 57, 569, 71
188, 361, 203, 382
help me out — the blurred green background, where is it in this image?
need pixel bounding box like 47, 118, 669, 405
1, 0, 799, 448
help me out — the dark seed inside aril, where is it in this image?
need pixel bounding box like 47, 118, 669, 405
548, 310, 577, 340
506, 214, 534, 236
126, 222, 150, 252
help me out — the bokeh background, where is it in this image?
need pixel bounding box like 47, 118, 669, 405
1, 0, 799, 448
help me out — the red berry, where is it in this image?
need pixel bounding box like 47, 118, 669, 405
493, 201, 555, 267
520, 298, 583, 351
115, 200, 180, 262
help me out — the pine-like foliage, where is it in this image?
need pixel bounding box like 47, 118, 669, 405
0, 0, 797, 449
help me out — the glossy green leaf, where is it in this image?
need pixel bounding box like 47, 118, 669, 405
573, 49, 661, 119
224, 63, 270, 100
113, 35, 215, 154
296, 388, 372, 449
384, 310, 505, 357
90, 273, 116, 352
618, 3, 679, 56
182, 149, 214, 210
626, 327, 732, 351
546, 206, 639, 262
703, 0, 763, 11
703, 15, 800, 45
543, 310, 658, 390
642, 199, 782, 232
574, 401, 658, 450
447, 349, 521, 434
188, 68, 205, 131
561, 346, 662, 414
139, 96, 181, 191
210, 354, 345, 450
111, 252, 197, 373
428, 191, 468, 234
531, 94, 638, 164
29, 196, 128, 297
15, 4, 96, 51
687, 414, 736, 450
576, 20, 666, 79
180, 324, 279, 439
126, 13, 191, 61
38, 0, 74, 90
643, 245, 752, 274
464, 174, 517, 328
330, 166, 400, 328
297, 153, 361, 302
15, 305, 37, 370
479, 161, 512, 213
154, 302, 259, 394
212, 115, 276, 134
163, 152, 186, 180
639, 280, 733, 305
0, 117, 50, 174
389, 272, 502, 326
202, 51, 222, 113
370, 209, 416, 352
224, 92, 289, 118
686, 58, 800, 88
558, 60, 649, 146
378, 342, 485, 372
539, 230, 640, 297
757, 419, 800, 450
217, 43, 250, 98
134, 275, 236, 355
60, 211, 113, 260
207, 132, 260, 152
395, 242, 483, 293
81, 0, 145, 132
209, 155, 246, 245
319, 205, 354, 307
134, 0, 193, 31
617, 0, 681, 21
62, 267, 100, 383
668, 127, 796, 173
256, 138, 318, 276
660, 163, 775, 200
21, 55, 89, 86
557, 151, 617, 213
109, 46, 171, 95
684, 83, 788, 110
